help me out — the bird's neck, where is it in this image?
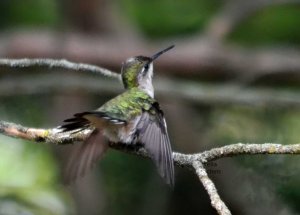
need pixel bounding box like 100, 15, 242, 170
123, 77, 154, 98
138, 82, 154, 98
137, 63, 154, 98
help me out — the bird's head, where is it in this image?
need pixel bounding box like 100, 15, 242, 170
121, 45, 174, 97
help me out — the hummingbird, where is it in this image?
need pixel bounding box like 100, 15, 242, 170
59, 45, 175, 186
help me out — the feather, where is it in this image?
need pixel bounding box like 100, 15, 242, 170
58, 111, 125, 183
136, 104, 174, 187
58, 110, 126, 134
58, 117, 89, 132
64, 129, 108, 184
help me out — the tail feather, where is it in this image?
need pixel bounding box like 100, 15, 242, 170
60, 121, 89, 132
58, 112, 108, 183
58, 113, 91, 132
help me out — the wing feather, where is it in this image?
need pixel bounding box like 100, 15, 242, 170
59, 111, 126, 133
64, 129, 108, 184
136, 104, 174, 187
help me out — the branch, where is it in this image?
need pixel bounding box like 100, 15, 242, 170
193, 161, 231, 215
0, 58, 120, 79
196, 143, 300, 163
1, 59, 300, 108
1, 120, 300, 214
2, 31, 300, 82
3, 120, 299, 163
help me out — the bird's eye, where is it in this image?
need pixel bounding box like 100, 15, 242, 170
144, 64, 149, 71
141, 64, 149, 76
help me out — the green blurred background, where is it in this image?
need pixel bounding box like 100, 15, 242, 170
0, 0, 300, 214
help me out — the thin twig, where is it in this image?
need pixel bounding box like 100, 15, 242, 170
2, 33, 300, 82
0, 58, 120, 79
197, 143, 300, 163
193, 161, 231, 215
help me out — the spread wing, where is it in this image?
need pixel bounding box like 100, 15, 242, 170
136, 102, 174, 187
64, 129, 108, 184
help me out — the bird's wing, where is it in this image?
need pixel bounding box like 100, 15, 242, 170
59, 112, 124, 183
136, 102, 174, 187
58, 89, 153, 183
64, 129, 108, 184
59, 111, 126, 133
59, 89, 154, 132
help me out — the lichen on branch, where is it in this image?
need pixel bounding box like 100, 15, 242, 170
1, 120, 300, 215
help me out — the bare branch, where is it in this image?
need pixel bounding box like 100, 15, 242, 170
1, 61, 300, 108
193, 161, 231, 215
0, 121, 89, 145
2, 120, 299, 163
0, 58, 120, 79
1, 120, 300, 214
2, 31, 300, 83
197, 143, 300, 163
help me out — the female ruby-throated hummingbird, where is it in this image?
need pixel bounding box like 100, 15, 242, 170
59, 45, 175, 186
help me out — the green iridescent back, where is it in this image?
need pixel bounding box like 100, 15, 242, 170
98, 87, 155, 121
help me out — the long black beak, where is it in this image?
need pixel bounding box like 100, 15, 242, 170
150, 45, 175, 62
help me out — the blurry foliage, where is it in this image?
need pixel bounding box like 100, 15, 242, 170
0, 0, 60, 28
0, 96, 48, 126
211, 106, 300, 212
120, 0, 220, 38
0, 137, 73, 215
229, 5, 300, 46
101, 151, 150, 214
0, 0, 299, 47
120, 0, 300, 46
100, 150, 172, 215
0, 97, 73, 215
278, 177, 300, 212
211, 107, 300, 144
